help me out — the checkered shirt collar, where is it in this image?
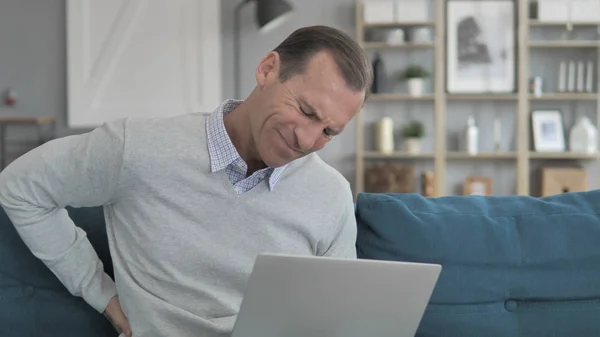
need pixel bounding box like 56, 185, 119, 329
205, 99, 287, 190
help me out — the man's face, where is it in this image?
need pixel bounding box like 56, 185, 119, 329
251, 51, 365, 168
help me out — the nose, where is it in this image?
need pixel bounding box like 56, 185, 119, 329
294, 125, 322, 152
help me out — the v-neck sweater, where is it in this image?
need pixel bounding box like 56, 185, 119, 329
0, 112, 357, 337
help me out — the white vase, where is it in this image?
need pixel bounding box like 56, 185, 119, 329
407, 78, 424, 96
569, 116, 598, 153
404, 138, 421, 154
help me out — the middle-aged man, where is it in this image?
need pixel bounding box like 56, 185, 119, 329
0, 25, 373, 336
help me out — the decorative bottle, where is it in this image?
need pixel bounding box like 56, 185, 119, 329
465, 115, 479, 155
371, 52, 385, 94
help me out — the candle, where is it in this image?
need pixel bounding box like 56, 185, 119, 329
376, 117, 394, 154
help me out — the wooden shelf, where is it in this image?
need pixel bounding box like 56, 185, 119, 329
363, 21, 435, 28
447, 152, 517, 159
447, 93, 518, 101
529, 152, 598, 159
368, 93, 435, 101
362, 42, 435, 49
529, 40, 600, 48
354, 0, 600, 198
529, 93, 598, 101
363, 152, 435, 159
529, 20, 600, 27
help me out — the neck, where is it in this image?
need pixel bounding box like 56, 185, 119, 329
223, 97, 267, 175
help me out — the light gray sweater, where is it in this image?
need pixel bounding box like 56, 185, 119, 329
0, 113, 357, 337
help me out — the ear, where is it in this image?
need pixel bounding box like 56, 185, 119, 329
255, 51, 280, 88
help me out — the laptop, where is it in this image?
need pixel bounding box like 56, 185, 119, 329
231, 253, 442, 337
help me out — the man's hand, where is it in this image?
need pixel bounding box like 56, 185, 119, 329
104, 296, 132, 337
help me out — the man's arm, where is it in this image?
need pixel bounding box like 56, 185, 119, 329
323, 182, 358, 259
0, 119, 127, 313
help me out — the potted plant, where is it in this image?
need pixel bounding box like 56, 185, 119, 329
400, 65, 430, 97
401, 120, 424, 154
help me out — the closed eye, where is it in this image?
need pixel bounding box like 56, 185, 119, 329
298, 101, 338, 138
300, 107, 313, 118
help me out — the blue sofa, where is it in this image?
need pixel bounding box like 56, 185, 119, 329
2, 190, 600, 336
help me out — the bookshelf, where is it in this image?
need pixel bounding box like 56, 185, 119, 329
354, 0, 600, 197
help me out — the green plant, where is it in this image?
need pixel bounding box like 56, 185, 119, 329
401, 120, 424, 138
400, 65, 430, 80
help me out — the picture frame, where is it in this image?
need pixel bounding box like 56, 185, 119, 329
446, 0, 516, 93
463, 176, 492, 196
531, 110, 566, 152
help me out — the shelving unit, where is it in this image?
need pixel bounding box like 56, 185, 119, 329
529, 20, 600, 27
446, 152, 518, 160
529, 93, 598, 100
354, 0, 600, 198
529, 152, 598, 159
447, 94, 519, 101
529, 41, 600, 48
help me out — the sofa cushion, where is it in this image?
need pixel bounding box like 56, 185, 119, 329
355, 190, 600, 337
0, 206, 115, 336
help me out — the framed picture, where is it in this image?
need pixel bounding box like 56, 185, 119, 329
446, 0, 516, 93
463, 176, 492, 196
531, 110, 565, 152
